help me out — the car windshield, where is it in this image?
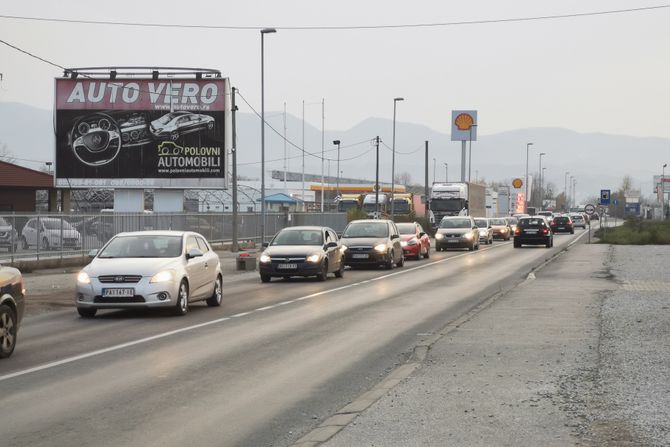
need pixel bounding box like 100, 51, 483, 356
490, 219, 507, 225
43, 219, 75, 230
571, 215, 584, 220
396, 223, 416, 235
0, 217, 8, 226
554, 217, 570, 223
520, 218, 546, 227
343, 222, 389, 238
431, 199, 465, 212
393, 200, 410, 213
98, 235, 183, 258
508, 218, 518, 225
474, 219, 488, 227
156, 113, 180, 125
440, 218, 471, 229
271, 229, 323, 246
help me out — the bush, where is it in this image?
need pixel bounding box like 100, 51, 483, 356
595, 220, 670, 245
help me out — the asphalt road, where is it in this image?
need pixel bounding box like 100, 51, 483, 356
0, 229, 591, 447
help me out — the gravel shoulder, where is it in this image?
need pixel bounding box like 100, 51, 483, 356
323, 242, 670, 446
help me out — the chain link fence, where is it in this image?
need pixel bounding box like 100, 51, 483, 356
0, 212, 348, 263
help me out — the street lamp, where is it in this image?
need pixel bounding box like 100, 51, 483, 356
260, 27, 276, 245
333, 140, 341, 198
468, 124, 478, 183
663, 163, 668, 219
564, 171, 570, 212
432, 158, 436, 183
570, 176, 575, 209
541, 167, 547, 210
391, 97, 404, 219
538, 152, 546, 209
525, 142, 533, 213
444, 163, 448, 182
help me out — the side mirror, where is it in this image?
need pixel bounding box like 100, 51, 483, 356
186, 248, 203, 259
326, 241, 338, 249
262, 242, 269, 248
472, 226, 478, 230
391, 234, 400, 240
87, 249, 98, 258
419, 232, 426, 238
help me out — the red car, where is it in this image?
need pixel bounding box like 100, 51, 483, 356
396, 222, 431, 260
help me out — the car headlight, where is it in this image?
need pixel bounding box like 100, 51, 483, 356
306, 254, 321, 263
150, 270, 175, 283
407, 238, 418, 246
374, 244, 387, 253
259, 254, 271, 263
77, 271, 91, 284
400, 241, 408, 247
435, 233, 445, 240
464, 232, 474, 240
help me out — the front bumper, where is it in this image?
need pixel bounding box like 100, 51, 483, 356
435, 236, 473, 249
344, 250, 387, 266
492, 229, 510, 239
402, 243, 420, 257
76, 276, 181, 309
259, 261, 322, 277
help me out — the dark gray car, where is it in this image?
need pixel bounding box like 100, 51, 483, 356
0, 266, 25, 358
340, 219, 404, 269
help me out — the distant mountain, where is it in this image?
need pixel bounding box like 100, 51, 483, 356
1, 102, 665, 203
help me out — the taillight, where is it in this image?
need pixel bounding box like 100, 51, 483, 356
542, 228, 549, 235
515, 228, 521, 235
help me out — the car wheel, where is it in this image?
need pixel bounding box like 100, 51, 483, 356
41, 237, 50, 251
77, 307, 97, 318
174, 280, 189, 316
21, 236, 28, 250
513, 240, 521, 248
207, 121, 214, 130
385, 251, 394, 270
397, 254, 404, 267
469, 243, 475, 251
12, 243, 17, 252
316, 261, 328, 281
260, 274, 271, 283
206, 275, 223, 307
170, 131, 180, 141
334, 261, 344, 278
0, 305, 17, 358
571, 230, 575, 234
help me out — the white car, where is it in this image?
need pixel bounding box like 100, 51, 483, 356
21, 217, 82, 250
150, 111, 215, 141
75, 231, 222, 317
474, 217, 494, 245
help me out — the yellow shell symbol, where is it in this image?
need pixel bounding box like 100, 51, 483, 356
512, 178, 523, 189
454, 113, 474, 131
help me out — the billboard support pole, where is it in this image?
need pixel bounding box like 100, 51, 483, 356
460, 140, 466, 182
424, 141, 429, 221
231, 87, 239, 252
375, 136, 380, 217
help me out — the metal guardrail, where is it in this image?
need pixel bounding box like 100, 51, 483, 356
0, 212, 349, 264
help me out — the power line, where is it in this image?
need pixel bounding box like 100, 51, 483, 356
1, 5, 668, 30
381, 141, 423, 155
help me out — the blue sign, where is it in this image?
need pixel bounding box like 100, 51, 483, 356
624, 203, 640, 216
600, 189, 611, 205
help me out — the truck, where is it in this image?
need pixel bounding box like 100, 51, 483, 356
362, 193, 388, 219
429, 182, 486, 226
337, 193, 363, 213
390, 193, 415, 219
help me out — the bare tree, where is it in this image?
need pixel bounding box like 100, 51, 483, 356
0, 143, 15, 164
394, 171, 412, 186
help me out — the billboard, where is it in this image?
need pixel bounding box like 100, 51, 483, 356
54, 77, 231, 188
451, 110, 478, 141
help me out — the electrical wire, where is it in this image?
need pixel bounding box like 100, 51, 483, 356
381, 141, 423, 155
1, 5, 668, 30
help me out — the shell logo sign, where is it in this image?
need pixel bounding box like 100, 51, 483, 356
451, 110, 478, 141
512, 178, 523, 189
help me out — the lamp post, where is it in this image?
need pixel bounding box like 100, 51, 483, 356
433, 158, 436, 183
468, 124, 478, 183
570, 175, 575, 209
260, 27, 276, 245
538, 152, 546, 209
663, 163, 667, 219
333, 140, 341, 198
525, 142, 533, 213
444, 163, 448, 182
390, 97, 404, 219
541, 167, 547, 210
564, 171, 570, 212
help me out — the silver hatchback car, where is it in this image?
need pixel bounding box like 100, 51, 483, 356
76, 231, 222, 317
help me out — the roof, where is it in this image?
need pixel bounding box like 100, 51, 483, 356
0, 160, 53, 188
257, 193, 304, 204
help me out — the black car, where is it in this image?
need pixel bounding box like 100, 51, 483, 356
0, 266, 25, 358
259, 226, 345, 282
340, 219, 404, 269
514, 217, 553, 248
550, 215, 574, 234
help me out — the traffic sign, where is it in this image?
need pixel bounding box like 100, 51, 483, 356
600, 189, 611, 205
584, 204, 596, 215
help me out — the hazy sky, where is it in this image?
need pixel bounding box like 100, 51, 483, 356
1, 0, 669, 138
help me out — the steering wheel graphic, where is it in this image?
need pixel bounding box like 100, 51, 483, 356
70, 112, 122, 167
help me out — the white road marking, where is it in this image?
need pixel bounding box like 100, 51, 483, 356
0, 240, 516, 383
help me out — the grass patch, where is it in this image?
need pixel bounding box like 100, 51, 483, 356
595, 219, 670, 245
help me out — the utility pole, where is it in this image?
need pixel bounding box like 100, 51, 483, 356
320, 98, 325, 212
231, 87, 239, 252
375, 136, 380, 218
301, 100, 305, 208
444, 163, 448, 182
433, 158, 436, 184
283, 102, 288, 194
425, 141, 429, 220
564, 171, 569, 212
525, 142, 533, 213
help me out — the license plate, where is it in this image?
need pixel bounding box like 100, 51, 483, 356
352, 254, 369, 259
102, 288, 135, 297
277, 263, 297, 269
525, 230, 538, 234
447, 239, 459, 243
558, 227, 565, 230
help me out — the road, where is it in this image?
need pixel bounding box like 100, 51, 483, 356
0, 229, 591, 447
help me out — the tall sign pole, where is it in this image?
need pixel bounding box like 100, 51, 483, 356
425, 141, 429, 220
231, 87, 239, 252
452, 111, 477, 183
375, 136, 380, 217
